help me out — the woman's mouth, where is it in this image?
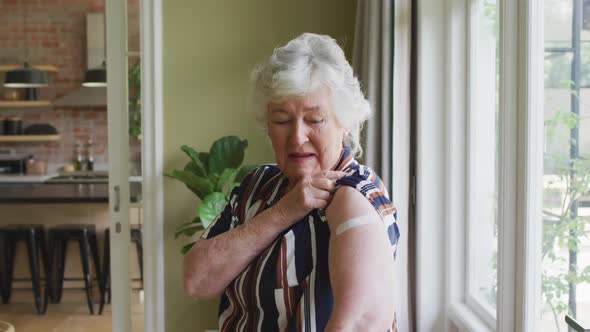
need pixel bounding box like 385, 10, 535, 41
289, 152, 316, 162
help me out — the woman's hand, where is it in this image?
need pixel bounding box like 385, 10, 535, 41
273, 170, 348, 225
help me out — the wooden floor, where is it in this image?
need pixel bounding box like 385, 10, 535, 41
0, 289, 144, 332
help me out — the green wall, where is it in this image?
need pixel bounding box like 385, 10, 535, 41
163, 1, 356, 330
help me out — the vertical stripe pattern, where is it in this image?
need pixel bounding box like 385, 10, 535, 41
201, 147, 400, 331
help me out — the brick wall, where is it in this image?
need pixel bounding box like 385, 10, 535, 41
0, 0, 140, 172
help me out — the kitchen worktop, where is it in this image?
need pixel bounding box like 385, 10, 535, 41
0, 173, 59, 183
0, 173, 142, 183
0, 182, 142, 203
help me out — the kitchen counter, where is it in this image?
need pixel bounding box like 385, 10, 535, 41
0, 173, 58, 183
0, 182, 141, 203
0, 173, 142, 183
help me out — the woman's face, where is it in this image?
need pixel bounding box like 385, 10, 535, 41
266, 85, 345, 184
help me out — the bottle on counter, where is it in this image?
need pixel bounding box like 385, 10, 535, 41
73, 141, 84, 171
85, 140, 94, 171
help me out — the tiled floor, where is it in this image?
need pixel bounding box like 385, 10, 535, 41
0, 289, 144, 332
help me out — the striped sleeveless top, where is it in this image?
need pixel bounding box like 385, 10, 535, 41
201, 147, 400, 331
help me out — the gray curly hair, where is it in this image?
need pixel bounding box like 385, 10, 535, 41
250, 33, 371, 157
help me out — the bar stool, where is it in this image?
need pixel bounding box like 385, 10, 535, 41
98, 225, 143, 314
0, 231, 4, 296
48, 224, 102, 314
0, 224, 50, 314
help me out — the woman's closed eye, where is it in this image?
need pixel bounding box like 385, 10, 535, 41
306, 117, 325, 125
271, 118, 291, 125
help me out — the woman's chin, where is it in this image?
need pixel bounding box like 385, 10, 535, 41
285, 167, 317, 181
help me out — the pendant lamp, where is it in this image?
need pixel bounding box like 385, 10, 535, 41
3, 3, 49, 90
82, 61, 107, 87
4, 62, 48, 88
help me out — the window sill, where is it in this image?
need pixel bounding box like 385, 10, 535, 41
449, 303, 494, 332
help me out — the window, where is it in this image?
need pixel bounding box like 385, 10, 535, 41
466, 0, 499, 324
542, 0, 590, 330
416, 0, 562, 330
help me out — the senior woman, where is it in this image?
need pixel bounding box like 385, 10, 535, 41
183, 33, 400, 331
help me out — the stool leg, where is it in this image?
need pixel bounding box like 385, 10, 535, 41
99, 229, 110, 315
135, 234, 143, 287
37, 229, 50, 313
56, 239, 68, 303
79, 236, 94, 314
2, 238, 16, 303
89, 231, 102, 294
0, 235, 7, 303
26, 230, 43, 314
0, 233, 3, 299
47, 231, 56, 303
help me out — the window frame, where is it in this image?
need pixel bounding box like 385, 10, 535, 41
511, 0, 544, 331
415, 0, 543, 330
444, 0, 498, 329
464, 0, 500, 325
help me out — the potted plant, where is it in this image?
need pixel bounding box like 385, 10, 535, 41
165, 135, 256, 254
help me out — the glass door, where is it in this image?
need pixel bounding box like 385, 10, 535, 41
95, 1, 143, 331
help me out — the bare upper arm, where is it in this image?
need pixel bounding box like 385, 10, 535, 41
324, 186, 395, 328
325, 186, 380, 228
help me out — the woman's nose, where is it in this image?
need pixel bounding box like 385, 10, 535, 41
290, 121, 309, 145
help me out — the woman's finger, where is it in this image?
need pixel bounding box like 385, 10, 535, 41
311, 197, 329, 210
311, 177, 336, 191
310, 186, 331, 201
322, 170, 349, 180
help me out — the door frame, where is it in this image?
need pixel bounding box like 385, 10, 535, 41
139, 0, 166, 331
109, 0, 166, 329
106, 0, 131, 331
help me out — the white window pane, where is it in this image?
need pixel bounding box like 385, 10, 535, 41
542, 0, 590, 330
545, 0, 573, 48
467, 0, 499, 317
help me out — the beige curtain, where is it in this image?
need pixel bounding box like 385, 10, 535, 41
353, 0, 413, 330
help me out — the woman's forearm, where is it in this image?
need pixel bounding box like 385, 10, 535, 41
325, 308, 394, 332
183, 204, 293, 298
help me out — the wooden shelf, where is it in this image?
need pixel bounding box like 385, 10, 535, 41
0, 135, 61, 142
0, 101, 52, 108
0, 65, 59, 72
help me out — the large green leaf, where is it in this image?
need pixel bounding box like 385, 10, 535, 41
181, 145, 207, 177
208, 136, 248, 175
181, 242, 195, 255
184, 161, 203, 176
174, 216, 203, 239
236, 164, 257, 182
198, 152, 209, 173
216, 168, 238, 192
164, 170, 213, 200
208, 173, 220, 189
198, 192, 228, 228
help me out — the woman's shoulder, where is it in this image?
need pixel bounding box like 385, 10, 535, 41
337, 163, 389, 197
245, 164, 282, 184
335, 163, 395, 218
230, 164, 283, 200
330, 163, 400, 251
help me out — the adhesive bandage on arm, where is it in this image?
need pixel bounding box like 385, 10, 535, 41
335, 213, 380, 235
